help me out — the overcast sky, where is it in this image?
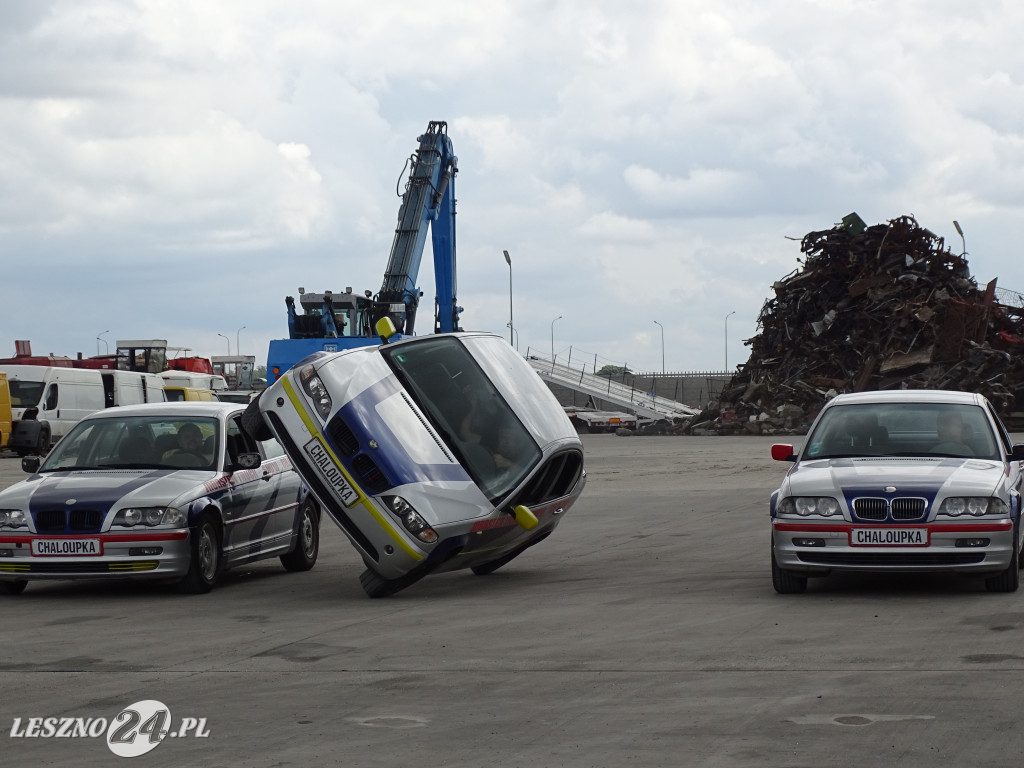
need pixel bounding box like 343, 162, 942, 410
2, 0, 1023, 379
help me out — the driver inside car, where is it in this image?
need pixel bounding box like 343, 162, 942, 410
162, 423, 213, 466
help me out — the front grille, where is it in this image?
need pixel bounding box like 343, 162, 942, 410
891, 498, 927, 521
352, 454, 390, 495
852, 496, 928, 523
797, 552, 984, 566
853, 498, 887, 521
69, 510, 103, 532
326, 416, 360, 457
32, 510, 104, 534
35, 510, 66, 533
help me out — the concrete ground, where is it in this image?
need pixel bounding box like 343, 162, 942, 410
2, 434, 1024, 767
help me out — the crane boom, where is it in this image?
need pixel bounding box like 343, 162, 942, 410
266, 121, 463, 383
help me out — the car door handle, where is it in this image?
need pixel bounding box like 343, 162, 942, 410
262, 471, 272, 482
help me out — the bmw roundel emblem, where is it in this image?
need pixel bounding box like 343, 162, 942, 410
884, 486, 897, 493
65, 498, 77, 505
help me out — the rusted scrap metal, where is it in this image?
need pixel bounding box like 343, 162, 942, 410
685, 214, 1024, 436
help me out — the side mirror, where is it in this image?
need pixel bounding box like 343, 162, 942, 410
771, 444, 797, 462
21, 457, 41, 474
231, 453, 262, 471
513, 504, 539, 531
1010, 444, 1024, 461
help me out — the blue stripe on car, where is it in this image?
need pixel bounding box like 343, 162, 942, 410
331, 376, 472, 489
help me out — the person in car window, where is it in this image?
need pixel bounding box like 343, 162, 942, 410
931, 412, 973, 456
163, 423, 213, 465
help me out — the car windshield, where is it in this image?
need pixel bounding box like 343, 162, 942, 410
382, 336, 542, 500
804, 402, 1000, 460
40, 415, 220, 471
9, 380, 44, 408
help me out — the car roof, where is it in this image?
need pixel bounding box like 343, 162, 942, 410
83, 401, 244, 420
825, 389, 985, 407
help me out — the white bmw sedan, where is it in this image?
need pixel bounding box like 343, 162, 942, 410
770, 390, 1024, 593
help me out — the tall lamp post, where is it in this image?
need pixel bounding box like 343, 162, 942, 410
217, 333, 231, 355
550, 315, 563, 362
724, 311, 736, 372
236, 326, 246, 357
653, 320, 664, 374
96, 330, 110, 356
503, 250, 514, 348
953, 220, 966, 256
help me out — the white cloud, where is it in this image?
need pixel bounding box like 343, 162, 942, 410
3, 0, 1024, 374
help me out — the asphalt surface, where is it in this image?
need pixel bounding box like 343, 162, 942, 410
3, 434, 1024, 767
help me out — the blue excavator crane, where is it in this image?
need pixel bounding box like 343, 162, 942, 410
267, 121, 462, 382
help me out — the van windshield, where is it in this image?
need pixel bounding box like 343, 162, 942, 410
9, 381, 44, 408
382, 337, 542, 500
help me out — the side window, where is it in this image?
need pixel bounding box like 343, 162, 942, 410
226, 416, 258, 463
260, 437, 285, 459
43, 384, 58, 410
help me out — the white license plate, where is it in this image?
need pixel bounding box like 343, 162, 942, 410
32, 538, 102, 556
850, 528, 929, 547
303, 439, 359, 507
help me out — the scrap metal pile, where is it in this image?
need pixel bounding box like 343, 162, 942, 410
685, 214, 1024, 435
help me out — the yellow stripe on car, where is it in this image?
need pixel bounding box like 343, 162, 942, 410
281, 376, 424, 562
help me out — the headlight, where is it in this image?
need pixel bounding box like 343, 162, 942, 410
112, 507, 186, 528
299, 365, 333, 420
382, 495, 438, 544
778, 496, 842, 517
937, 497, 1008, 518
0, 509, 27, 529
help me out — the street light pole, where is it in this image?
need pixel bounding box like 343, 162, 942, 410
724, 311, 736, 372
236, 326, 246, 357
953, 220, 966, 256
503, 250, 514, 348
653, 320, 664, 374
217, 333, 231, 356
96, 330, 110, 356
550, 315, 563, 362
506, 323, 519, 350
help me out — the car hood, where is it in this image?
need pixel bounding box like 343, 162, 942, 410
0, 469, 213, 521
784, 456, 1005, 500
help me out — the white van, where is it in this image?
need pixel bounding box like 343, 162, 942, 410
159, 370, 228, 392
0, 365, 166, 455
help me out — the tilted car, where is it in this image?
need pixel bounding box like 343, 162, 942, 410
245, 328, 586, 597
771, 390, 1024, 593
0, 402, 320, 595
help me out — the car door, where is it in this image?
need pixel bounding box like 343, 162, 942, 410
219, 414, 292, 565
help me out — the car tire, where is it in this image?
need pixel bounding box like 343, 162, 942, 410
178, 513, 221, 594
985, 521, 1020, 593
471, 544, 529, 576
359, 567, 403, 599
241, 390, 274, 443
771, 539, 807, 594
280, 499, 320, 572
0, 581, 28, 595
36, 426, 50, 456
